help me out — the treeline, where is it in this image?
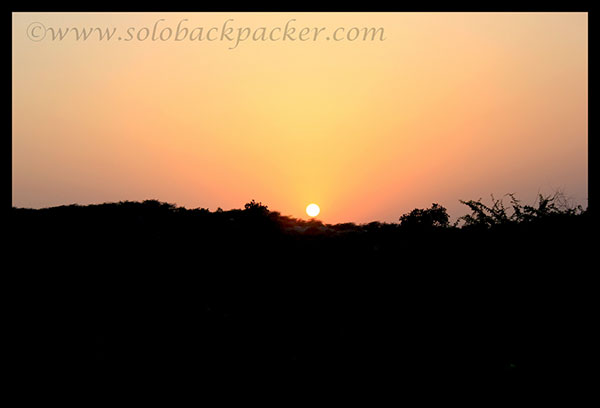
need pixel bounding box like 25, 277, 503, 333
12, 191, 586, 235
8, 192, 591, 388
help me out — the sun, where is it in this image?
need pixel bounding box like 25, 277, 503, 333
306, 203, 320, 217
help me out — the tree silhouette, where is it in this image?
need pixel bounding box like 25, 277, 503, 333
244, 199, 269, 216
399, 203, 450, 229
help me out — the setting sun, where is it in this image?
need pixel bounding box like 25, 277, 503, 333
306, 203, 320, 217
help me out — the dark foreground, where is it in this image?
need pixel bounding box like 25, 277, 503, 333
9, 200, 592, 393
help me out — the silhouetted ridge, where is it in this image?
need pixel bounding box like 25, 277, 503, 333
9, 193, 591, 388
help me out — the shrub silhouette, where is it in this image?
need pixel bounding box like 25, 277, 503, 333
458, 192, 584, 229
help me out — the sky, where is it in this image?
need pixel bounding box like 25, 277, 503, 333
12, 12, 588, 223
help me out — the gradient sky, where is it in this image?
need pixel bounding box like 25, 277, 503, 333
12, 12, 588, 223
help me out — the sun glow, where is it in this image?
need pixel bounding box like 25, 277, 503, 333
11, 14, 588, 222
306, 203, 320, 217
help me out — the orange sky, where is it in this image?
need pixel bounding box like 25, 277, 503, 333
12, 12, 588, 223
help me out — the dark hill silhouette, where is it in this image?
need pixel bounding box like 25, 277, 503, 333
8, 194, 592, 391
